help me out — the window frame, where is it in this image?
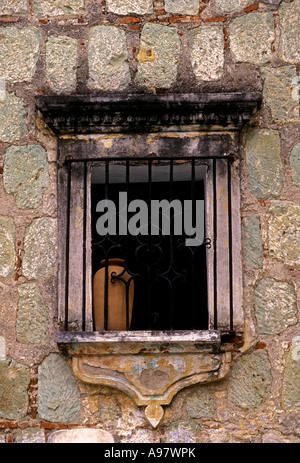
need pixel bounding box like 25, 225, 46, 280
56, 152, 243, 340
36, 92, 262, 345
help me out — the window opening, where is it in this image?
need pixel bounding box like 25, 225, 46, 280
62, 155, 236, 335
91, 158, 209, 332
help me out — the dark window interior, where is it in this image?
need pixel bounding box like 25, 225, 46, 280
91, 164, 208, 331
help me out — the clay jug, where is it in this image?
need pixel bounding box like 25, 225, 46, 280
93, 258, 134, 331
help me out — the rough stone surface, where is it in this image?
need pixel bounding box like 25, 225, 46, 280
120, 428, 159, 443
229, 12, 275, 66
16, 283, 49, 344
246, 129, 282, 199
268, 200, 300, 267
48, 428, 114, 443
242, 214, 263, 269
163, 420, 201, 443
0, 215, 15, 278
3, 145, 49, 210
254, 279, 297, 335
46, 35, 77, 94
229, 351, 272, 410
22, 217, 57, 280
0, 27, 41, 83
261, 0, 282, 4
106, 0, 153, 15
262, 431, 300, 443
38, 353, 81, 423
261, 66, 299, 123
88, 26, 130, 91
282, 341, 300, 411
0, 92, 27, 143
0, 0, 298, 444
279, 0, 300, 63
136, 23, 180, 89
15, 428, 46, 443
186, 388, 215, 419
0, 359, 30, 420
0, 337, 5, 360
215, 0, 252, 13
33, 0, 85, 17
290, 143, 300, 186
0, 0, 29, 14
188, 25, 224, 82
98, 394, 121, 422
165, 0, 200, 14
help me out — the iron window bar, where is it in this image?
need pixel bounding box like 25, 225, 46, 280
63, 155, 235, 334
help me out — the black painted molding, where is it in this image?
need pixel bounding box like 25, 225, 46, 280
35, 92, 262, 134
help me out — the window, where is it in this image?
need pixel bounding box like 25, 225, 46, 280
59, 154, 240, 336
36, 93, 261, 423
34, 92, 263, 341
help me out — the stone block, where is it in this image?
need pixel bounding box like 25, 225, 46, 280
165, 0, 200, 15
0, 215, 15, 278
229, 351, 272, 410
254, 278, 297, 335
88, 26, 130, 91
0, 359, 30, 420
16, 283, 49, 344
46, 35, 77, 94
38, 353, 80, 423
268, 200, 300, 267
22, 217, 57, 280
246, 129, 282, 199
188, 25, 224, 82
136, 23, 180, 89
106, 0, 153, 15
242, 214, 263, 269
0, 92, 27, 143
33, 0, 85, 17
261, 66, 299, 123
215, 0, 252, 13
0, 27, 41, 83
48, 428, 114, 443
229, 12, 275, 66
3, 144, 49, 210
279, 0, 300, 64
290, 143, 300, 186
0, 0, 29, 15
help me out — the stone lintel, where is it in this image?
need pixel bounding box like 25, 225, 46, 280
36, 92, 262, 135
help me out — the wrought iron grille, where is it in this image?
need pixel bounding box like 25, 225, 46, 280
62, 155, 235, 333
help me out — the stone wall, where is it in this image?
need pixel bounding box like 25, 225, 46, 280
0, 0, 299, 444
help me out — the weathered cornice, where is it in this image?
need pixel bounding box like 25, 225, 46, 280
35, 92, 262, 134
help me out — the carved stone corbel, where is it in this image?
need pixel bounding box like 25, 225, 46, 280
59, 331, 232, 427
